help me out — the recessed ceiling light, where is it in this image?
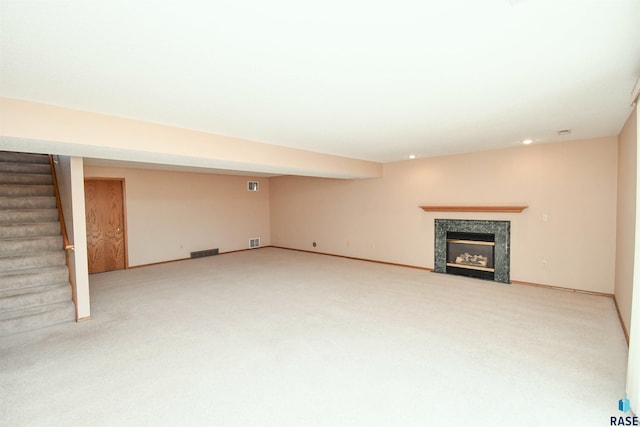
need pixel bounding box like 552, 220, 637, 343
409, 154, 416, 159
521, 139, 534, 145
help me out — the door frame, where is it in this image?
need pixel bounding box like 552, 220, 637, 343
84, 177, 129, 270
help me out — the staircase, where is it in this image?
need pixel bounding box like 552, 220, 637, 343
0, 151, 75, 336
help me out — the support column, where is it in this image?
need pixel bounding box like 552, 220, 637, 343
70, 157, 90, 320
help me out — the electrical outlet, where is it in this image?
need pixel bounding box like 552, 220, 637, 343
542, 259, 548, 269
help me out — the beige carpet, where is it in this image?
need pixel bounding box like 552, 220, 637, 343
0, 248, 628, 426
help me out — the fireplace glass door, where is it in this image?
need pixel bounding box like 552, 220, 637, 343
445, 232, 495, 280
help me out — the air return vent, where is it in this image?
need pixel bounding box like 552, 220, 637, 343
249, 238, 260, 249
190, 248, 219, 258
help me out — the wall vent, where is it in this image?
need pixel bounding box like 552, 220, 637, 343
248, 181, 259, 191
249, 238, 260, 249
190, 248, 219, 258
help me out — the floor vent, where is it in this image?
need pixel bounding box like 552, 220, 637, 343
249, 238, 260, 249
190, 248, 219, 259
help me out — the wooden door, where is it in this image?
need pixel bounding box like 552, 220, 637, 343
85, 179, 127, 273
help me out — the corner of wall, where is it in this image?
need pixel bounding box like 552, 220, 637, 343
615, 106, 638, 334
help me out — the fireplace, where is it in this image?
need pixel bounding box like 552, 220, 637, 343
434, 219, 510, 283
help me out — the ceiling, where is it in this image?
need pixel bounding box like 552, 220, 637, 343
1, 0, 639, 163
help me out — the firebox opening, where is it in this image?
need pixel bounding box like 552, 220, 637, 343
446, 231, 495, 281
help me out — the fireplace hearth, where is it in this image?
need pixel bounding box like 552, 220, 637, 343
434, 219, 510, 283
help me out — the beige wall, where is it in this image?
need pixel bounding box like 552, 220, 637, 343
270, 137, 618, 293
84, 166, 270, 267
627, 105, 640, 413
616, 107, 637, 333
53, 156, 75, 243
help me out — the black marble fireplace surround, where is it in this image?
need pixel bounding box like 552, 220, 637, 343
434, 219, 511, 284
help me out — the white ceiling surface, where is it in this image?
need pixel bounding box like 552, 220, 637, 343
1, 1, 640, 164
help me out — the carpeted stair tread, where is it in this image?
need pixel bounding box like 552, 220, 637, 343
0, 184, 55, 197
0, 301, 75, 337
0, 221, 61, 239
0, 300, 73, 321
0, 196, 57, 210
0, 162, 51, 175
0, 152, 49, 164
0, 251, 66, 272
0, 265, 69, 290
0, 173, 53, 185
0, 281, 70, 298
0, 282, 72, 312
0, 209, 59, 224
0, 235, 63, 257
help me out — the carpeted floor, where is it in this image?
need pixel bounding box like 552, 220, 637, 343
0, 248, 629, 426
